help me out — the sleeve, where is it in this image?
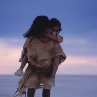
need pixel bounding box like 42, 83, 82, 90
19, 49, 27, 62
52, 44, 66, 64
19, 37, 32, 62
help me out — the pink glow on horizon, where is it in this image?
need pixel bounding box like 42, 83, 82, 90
0, 39, 97, 75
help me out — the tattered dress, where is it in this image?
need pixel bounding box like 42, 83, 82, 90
15, 37, 66, 96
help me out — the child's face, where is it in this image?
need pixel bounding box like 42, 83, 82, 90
51, 26, 61, 33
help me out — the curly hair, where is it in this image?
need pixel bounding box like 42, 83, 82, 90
24, 16, 50, 38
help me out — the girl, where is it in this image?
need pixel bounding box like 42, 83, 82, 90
14, 18, 63, 76
14, 16, 66, 97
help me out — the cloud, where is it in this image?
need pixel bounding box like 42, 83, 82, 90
61, 36, 97, 56
58, 55, 97, 75
63, 37, 87, 45
0, 38, 97, 75
63, 55, 97, 65
0, 38, 22, 74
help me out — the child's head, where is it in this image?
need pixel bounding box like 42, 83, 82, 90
50, 18, 62, 33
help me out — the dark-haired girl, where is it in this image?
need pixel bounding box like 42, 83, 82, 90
14, 16, 66, 97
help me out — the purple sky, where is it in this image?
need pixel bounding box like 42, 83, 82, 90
0, 0, 97, 75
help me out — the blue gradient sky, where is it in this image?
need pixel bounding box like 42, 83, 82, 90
0, 0, 97, 75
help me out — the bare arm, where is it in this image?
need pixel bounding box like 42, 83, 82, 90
57, 34, 63, 43
45, 29, 63, 43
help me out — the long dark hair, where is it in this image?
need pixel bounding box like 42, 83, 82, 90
24, 16, 50, 38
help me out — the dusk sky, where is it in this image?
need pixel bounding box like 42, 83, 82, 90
0, 0, 97, 75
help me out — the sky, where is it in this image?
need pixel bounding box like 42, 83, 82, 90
0, 0, 97, 75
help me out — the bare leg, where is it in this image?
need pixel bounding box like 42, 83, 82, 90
19, 62, 26, 70
42, 89, 50, 97
27, 88, 35, 97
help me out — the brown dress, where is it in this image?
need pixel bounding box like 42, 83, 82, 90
16, 37, 66, 96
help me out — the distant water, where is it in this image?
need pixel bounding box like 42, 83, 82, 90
0, 75, 97, 97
